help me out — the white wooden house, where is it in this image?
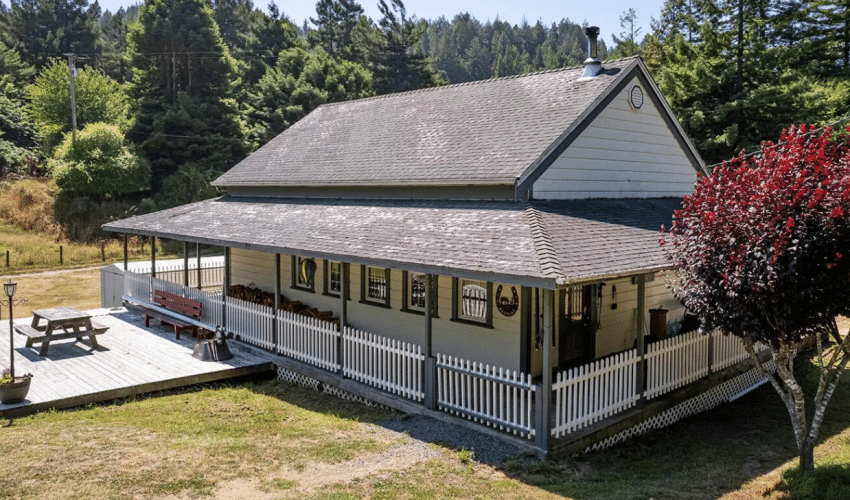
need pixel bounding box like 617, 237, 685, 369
105, 35, 769, 454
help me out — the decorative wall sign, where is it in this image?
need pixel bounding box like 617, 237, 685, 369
630, 85, 644, 109
299, 258, 316, 285
495, 284, 519, 317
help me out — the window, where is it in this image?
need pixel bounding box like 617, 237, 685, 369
361, 265, 390, 306
408, 272, 427, 311
291, 256, 315, 292
324, 261, 343, 296
452, 278, 491, 326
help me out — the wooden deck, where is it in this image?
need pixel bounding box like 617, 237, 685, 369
0, 307, 275, 418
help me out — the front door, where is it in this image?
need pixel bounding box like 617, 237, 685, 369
559, 285, 592, 365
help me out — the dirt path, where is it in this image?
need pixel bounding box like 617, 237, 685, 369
4, 264, 106, 278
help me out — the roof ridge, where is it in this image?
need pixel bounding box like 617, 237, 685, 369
319, 55, 641, 107
524, 203, 567, 284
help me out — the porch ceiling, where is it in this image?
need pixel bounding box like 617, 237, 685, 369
103, 196, 678, 288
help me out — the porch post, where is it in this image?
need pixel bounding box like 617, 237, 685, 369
183, 241, 189, 289
150, 236, 156, 278
424, 273, 436, 410
222, 247, 230, 330
535, 288, 553, 451
636, 274, 646, 403
338, 262, 349, 375
273, 253, 280, 353
123, 234, 128, 271
196, 243, 202, 289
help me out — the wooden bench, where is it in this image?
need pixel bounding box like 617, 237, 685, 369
15, 321, 109, 355
143, 290, 202, 339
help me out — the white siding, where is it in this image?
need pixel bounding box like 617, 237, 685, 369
533, 77, 697, 199
229, 248, 525, 372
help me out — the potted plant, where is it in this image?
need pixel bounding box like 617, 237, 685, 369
0, 368, 32, 404
0, 280, 30, 404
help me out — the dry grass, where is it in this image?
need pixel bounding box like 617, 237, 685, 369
0, 268, 102, 318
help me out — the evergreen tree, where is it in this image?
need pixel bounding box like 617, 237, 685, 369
807, 0, 850, 75
127, 0, 246, 203
611, 8, 643, 57
0, 38, 36, 173
353, 0, 443, 94
310, 0, 364, 59
1, 0, 100, 70
244, 46, 372, 146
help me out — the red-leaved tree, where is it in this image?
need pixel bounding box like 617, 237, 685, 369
663, 125, 850, 470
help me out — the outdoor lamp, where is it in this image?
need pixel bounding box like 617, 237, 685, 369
4, 280, 16, 298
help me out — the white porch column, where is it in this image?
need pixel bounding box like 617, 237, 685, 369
222, 247, 230, 330
196, 242, 202, 289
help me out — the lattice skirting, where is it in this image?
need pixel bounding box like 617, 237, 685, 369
275, 366, 388, 409
584, 360, 776, 453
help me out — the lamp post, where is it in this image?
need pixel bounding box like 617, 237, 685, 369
2, 280, 27, 379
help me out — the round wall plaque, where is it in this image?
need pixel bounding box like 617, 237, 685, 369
495, 285, 519, 317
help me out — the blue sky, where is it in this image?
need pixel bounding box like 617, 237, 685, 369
94, 0, 665, 47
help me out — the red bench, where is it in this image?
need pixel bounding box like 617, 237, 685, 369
143, 290, 202, 339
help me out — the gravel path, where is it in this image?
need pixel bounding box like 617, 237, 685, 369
379, 414, 523, 465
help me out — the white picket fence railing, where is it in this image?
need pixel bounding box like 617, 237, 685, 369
226, 295, 275, 350
134, 262, 224, 289
712, 332, 764, 371
124, 270, 151, 303
436, 354, 536, 437
277, 310, 341, 372
645, 330, 710, 399
344, 327, 424, 401
183, 286, 224, 327
551, 349, 639, 437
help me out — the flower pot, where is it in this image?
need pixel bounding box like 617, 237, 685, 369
0, 376, 31, 404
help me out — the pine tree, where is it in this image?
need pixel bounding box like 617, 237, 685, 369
244, 46, 373, 146
126, 0, 246, 203
353, 0, 443, 94
310, 0, 364, 59
1, 0, 100, 70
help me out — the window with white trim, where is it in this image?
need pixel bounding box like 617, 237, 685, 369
366, 266, 388, 303
408, 272, 427, 311
459, 279, 487, 322
328, 261, 342, 295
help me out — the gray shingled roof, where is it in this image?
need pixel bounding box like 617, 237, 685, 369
214, 58, 640, 188
103, 196, 678, 288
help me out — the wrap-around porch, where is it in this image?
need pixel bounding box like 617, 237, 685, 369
115, 236, 772, 455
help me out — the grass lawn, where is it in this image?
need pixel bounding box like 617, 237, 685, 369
0, 264, 848, 499
0, 350, 848, 500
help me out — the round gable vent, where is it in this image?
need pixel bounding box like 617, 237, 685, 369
630, 85, 644, 109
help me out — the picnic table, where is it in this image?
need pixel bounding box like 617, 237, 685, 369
15, 307, 108, 356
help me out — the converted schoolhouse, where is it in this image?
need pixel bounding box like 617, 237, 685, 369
105, 32, 771, 454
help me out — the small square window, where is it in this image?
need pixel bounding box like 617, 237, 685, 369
366, 266, 388, 303
328, 261, 342, 295
408, 272, 427, 311
459, 279, 487, 322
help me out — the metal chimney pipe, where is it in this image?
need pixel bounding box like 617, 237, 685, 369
582, 26, 603, 79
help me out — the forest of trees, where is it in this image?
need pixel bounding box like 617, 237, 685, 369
0, 0, 848, 238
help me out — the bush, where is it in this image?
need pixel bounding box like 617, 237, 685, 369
48, 123, 151, 198
0, 178, 61, 235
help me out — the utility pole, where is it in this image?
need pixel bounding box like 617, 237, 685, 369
65, 53, 78, 144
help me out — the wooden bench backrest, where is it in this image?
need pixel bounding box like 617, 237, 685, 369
153, 290, 202, 319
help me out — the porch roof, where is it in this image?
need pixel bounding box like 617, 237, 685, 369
103, 196, 679, 289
